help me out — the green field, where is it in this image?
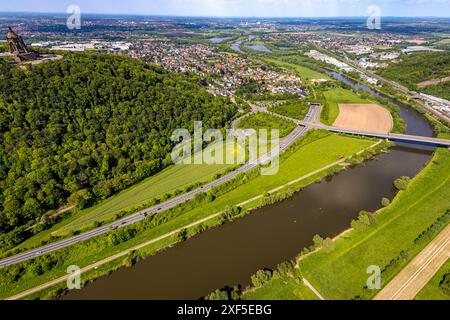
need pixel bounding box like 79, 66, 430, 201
0, 133, 377, 299
321, 87, 373, 125
236, 112, 297, 138
268, 100, 310, 120
13, 142, 244, 251
246, 148, 450, 300
415, 259, 450, 300
263, 58, 330, 80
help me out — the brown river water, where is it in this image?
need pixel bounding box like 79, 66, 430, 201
63, 74, 436, 300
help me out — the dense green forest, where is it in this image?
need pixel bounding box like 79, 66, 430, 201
0, 53, 237, 240
236, 112, 296, 138
268, 100, 310, 120
379, 52, 450, 100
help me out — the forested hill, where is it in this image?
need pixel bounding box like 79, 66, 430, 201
0, 53, 237, 237
378, 51, 450, 100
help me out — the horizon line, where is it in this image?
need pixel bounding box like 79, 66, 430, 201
1, 11, 450, 19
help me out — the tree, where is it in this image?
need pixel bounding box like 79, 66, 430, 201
312, 234, 324, 249
381, 197, 391, 207
394, 176, 411, 191
0, 53, 237, 238
276, 260, 296, 277
206, 289, 229, 300
175, 228, 188, 243
439, 273, 450, 296
251, 269, 272, 288
68, 189, 93, 209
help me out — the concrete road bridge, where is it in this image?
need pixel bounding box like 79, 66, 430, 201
305, 123, 450, 148
252, 103, 450, 148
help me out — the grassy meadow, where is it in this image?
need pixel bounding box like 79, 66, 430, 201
245, 148, 450, 300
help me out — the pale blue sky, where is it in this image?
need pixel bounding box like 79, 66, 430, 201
0, 0, 449, 17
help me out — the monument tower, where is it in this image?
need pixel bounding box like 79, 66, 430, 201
6, 27, 39, 62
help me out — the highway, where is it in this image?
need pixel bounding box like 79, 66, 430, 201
0, 105, 321, 269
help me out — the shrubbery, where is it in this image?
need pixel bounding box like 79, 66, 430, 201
381, 197, 391, 207
394, 176, 411, 191
439, 273, 450, 296
251, 269, 273, 288
351, 211, 378, 230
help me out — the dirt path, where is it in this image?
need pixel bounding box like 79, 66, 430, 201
374, 224, 450, 300
334, 104, 393, 134
417, 76, 450, 88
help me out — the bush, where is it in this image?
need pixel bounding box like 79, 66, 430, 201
322, 238, 335, 253
219, 206, 242, 224
206, 289, 229, 301
276, 260, 296, 277
351, 211, 377, 230
381, 197, 391, 207
175, 228, 188, 243
394, 176, 411, 191
439, 273, 450, 296
251, 269, 272, 288
312, 234, 324, 248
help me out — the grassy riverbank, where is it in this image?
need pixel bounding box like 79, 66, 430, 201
243, 148, 450, 300
0, 132, 379, 300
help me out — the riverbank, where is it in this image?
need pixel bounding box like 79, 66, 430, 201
0, 132, 382, 300
241, 148, 450, 300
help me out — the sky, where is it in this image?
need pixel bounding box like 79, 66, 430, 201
0, 0, 449, 18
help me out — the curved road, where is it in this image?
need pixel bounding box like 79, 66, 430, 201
0, 105, 321, 269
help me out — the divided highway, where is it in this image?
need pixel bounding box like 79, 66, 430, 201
0, 105, 321, 269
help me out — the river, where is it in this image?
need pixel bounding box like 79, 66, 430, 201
63, 73, 435, 300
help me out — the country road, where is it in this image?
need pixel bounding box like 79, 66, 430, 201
374, 224, 450, 300
0, 104, 321, 269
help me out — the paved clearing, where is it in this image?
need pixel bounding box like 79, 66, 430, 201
333, 104, 393, 134
375, 224, 450, 300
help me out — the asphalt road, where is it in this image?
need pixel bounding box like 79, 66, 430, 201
0, 105, 320, 269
